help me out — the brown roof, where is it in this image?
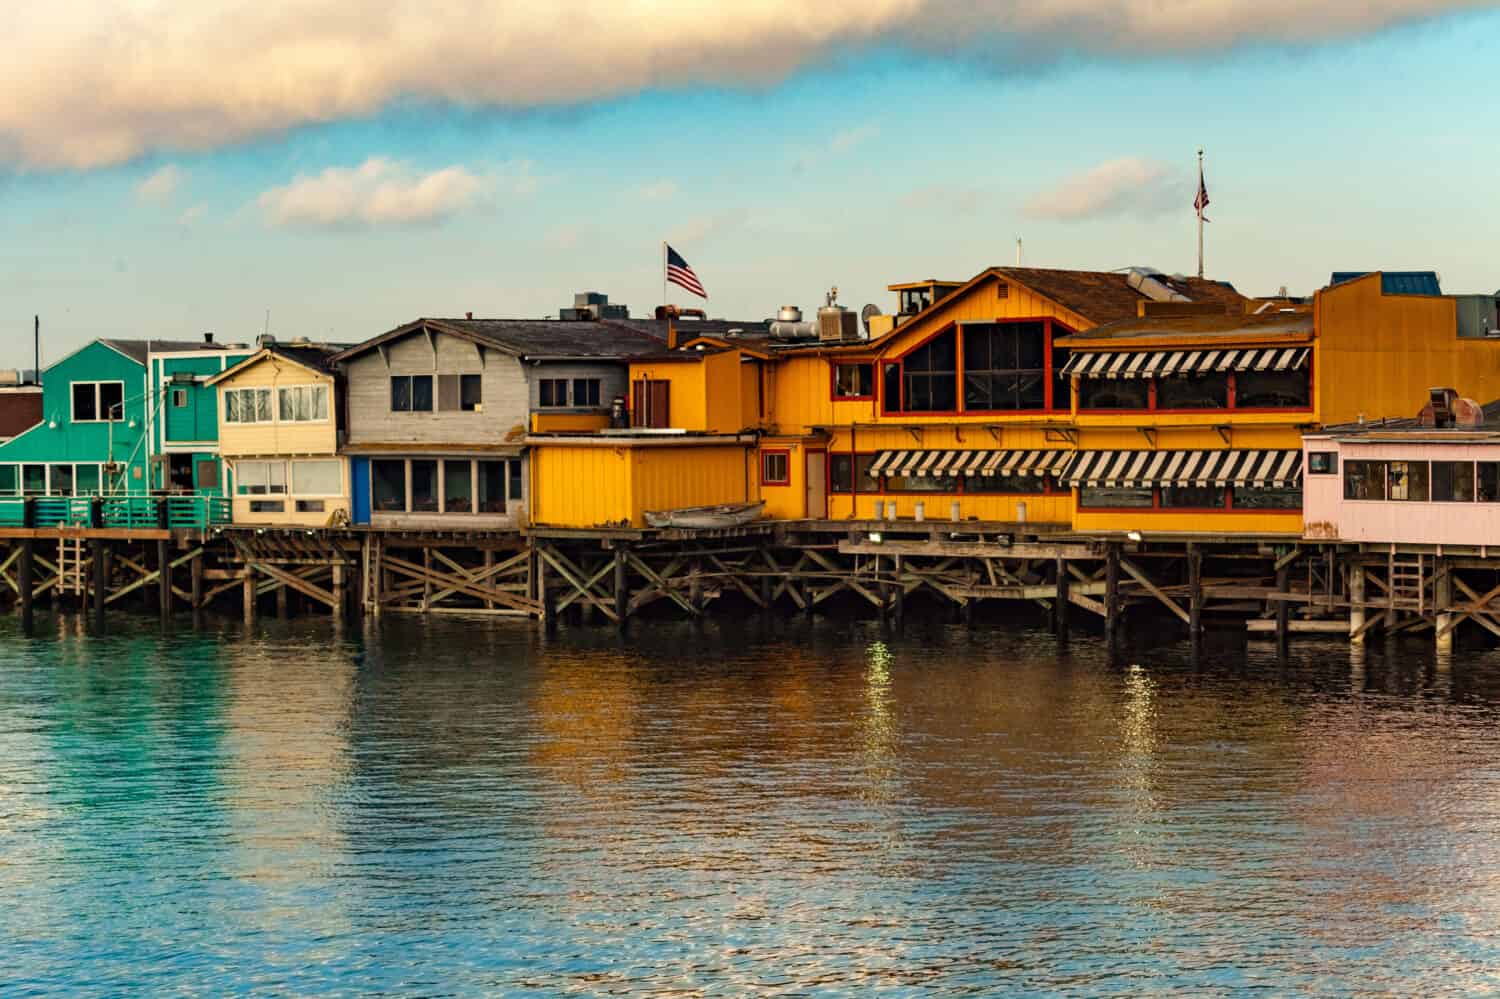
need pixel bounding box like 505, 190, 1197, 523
1060, 309, 1313, 343
994, 268, 1249, 323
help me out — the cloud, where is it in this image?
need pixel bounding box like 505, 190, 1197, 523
900, 184, 987, 215
636, 180, 678, 202
793, 124, 880, 172
2, 2, 1484, 169
257, 157, 493, 228
1023, 156, 1187, 222
136, 164, 185, 203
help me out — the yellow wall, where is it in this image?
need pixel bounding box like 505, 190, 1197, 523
217, 355, 338, 458
630, 351, 758, 433
530, 441, 754, 528
1072, 508, 1302, 536
1317, 274, 1500, 423
532, 411, 610, 433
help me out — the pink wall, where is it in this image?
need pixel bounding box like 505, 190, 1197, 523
1303, 439, 1500, 545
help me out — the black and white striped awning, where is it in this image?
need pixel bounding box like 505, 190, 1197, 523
1065, 450, 1303, 488
868, 449, 1074, 478
1060, 347, 1310, 380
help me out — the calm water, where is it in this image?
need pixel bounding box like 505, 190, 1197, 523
4, 610, 1500, 996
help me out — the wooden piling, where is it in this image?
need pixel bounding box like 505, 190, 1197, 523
332, 561, 346, 620
1104, 543, 1120, 646
1053, 555, 1069, 639
242, 568, 256, 626
892, 555, 905, 624
190, 548, 203, 620
1274, 560, 1290, 649
157, 539, 171, 618
92, 540, 107, 626
276, 581, 289, 619
1348, 563, 1366, 645
19, 537, 34, 633
1188, 548, 1203, 640
1435, 560, 1454, 654
613, 546, 628, 625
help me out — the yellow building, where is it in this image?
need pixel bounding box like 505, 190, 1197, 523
207, 342, 349, 526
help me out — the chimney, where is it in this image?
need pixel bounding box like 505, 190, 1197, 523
203, 331, 214, 344
466, 311, 473, 320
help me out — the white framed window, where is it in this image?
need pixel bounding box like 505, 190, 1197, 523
235, 460, 287, 495
291, 459, 341, 495
171, 388, 188, 408
71, 381, 125, 423
278, 384, 329, 423
224, 388, 273, 424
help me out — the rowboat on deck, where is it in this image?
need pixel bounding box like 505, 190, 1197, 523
644, 501, 765, 530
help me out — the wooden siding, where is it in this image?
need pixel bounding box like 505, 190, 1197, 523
217, 355, 340, 458
229, 456, 349, 527
531, 442, 753, 528
344, 331, 528, 445
628, 350, 759, 434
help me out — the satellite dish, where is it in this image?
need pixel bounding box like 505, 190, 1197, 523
860, 303, 881, 337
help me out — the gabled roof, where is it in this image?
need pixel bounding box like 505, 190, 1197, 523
1059, 309, 1313, 344
206, 343, 349, 385
994, 268, 1247, 321
100, 339, 241, 363
330, 318, 669, 364
1330, 271, 1443, 296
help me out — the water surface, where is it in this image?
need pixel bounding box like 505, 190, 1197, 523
3, 611, 1500, 995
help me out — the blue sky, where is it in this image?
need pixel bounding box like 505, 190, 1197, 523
2, 5, 1497, 367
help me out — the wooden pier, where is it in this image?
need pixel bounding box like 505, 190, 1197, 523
2, 520, 1499, 651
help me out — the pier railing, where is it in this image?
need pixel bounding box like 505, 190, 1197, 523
0, 493, 232, 530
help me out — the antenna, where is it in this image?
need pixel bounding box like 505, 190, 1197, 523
1016, 237, 1023, 266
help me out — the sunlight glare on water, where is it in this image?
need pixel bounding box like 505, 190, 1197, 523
3, 612, 1500, 995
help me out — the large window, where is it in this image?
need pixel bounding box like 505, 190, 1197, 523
572, 378, 602, 408
1432, 461, 1476, 502
373, 460, 406, 511
1080, 486, 1154, 508
49, 465, 74, 496
443, 461, 473, 512
833, 363, 875, 400
370, 458, 522, 515
236, 460, 287, 496
278, 385, 329, 422
224, 387, 272, 424
901, 329, 958, 412
1074, 365, 1309, 413
1079, 380, 1149, 410
410, 460, 439, 512
71, 381, 125, 423
22, 464, 45, 496
1237, 369, 1310, 409
885, 474, 959, 493
1344, 460, 1387, 500
1161, 485, 1226, 509
1481, 463, 1500, 502
291, 459, 341, 495
479, 461, 508, 513
1081, 484, 1302, 510
539, 379, 569, 408
1157, 374, 1228, 410
391, 375, 433, 413
1388, 461, 1429, 502
966, 473, 1048, 494
437, 374, 484, 412
1234, 486, 1304, 509
963, 322, 1046, 411
830, 454, 880, 493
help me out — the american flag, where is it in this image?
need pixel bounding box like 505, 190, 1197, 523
1194, 162, 1210, 222
665, 244, 707, 299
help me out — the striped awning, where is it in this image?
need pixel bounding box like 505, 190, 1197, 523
1065, 450, 1303, 488
868, 449, 1073, 478
1060, 347, 1309, 380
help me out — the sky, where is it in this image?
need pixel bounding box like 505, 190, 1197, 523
3, 2, 1499, 366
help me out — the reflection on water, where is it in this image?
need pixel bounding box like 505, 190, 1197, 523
4, 611, 1500, 994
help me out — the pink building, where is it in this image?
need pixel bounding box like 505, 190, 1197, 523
1303, 395, 1500, 547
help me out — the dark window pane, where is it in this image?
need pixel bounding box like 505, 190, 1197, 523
1080, 486, 1153, 508
49, 464, 73, 496
508, 459, 523, 501
1080, 380, 1149, 409
1235, 486, 1303, 509
1480, 463, 1500, 502
411, 376, 433, 412
1344, 460, 1386, 500
1308, 452, 1337, 475
572, 378, 601, 407
1052, 344, 1071, 411
967, 473, 1047, 494
883, 363, 901, 411
99, 383, 123, 421
73, 383, 97, 421
886, 475, 957, 493
1236, 369, 1310, 408
373, 460, 405, 511
391, 377, 412, 412
1388, 461, 1428, 501
479, 461, 507, 513
902, 330, 957, 412
1431, 461, 1474, 502
437, 374, 460, 411
1162, 485, 1225, 508
1158, 374, 1228, 410
460, 374, 483, 411
962, 322, 1045, 411
831, 454, 852, 492
410, 460, 438, 511
834, 364, 873, 398
443, 460, 472, 512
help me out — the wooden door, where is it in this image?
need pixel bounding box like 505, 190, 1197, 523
805, 449, 827, 520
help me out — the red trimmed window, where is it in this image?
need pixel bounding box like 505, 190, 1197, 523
1078, 368, 1311, 413
831, 362, 875, 400
761, 450, 790, 486
881, 319, 1072, 415
1077, 484, 1301, 510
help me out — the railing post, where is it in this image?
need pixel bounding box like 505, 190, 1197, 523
90, 497, 103, 529
156, 496, 169, 530
21, 497, 34, 529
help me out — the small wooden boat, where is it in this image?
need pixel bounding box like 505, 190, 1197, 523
645, 501, 765, 530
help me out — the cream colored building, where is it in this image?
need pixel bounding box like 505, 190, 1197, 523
207, 341, 349, 526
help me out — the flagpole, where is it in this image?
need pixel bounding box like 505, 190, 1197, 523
1196, 148, 1205, 280
662, 241, 668, 310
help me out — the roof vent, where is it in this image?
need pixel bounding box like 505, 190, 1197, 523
1420, 388, 1484, 428
1127, 267, 1191, 304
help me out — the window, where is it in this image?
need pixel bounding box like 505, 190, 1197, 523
833, 363, 875, 399
224, 388, 272, 424
410, 460, 438, 512
1432, 461, 1476, 502
1052, 343, 1072, 411
373, 460, 406, 511
22, 465, 45, 496
899, 288, 933, 315
249, 500, 285, 514
295, 500, 325, 513
1161, 484, 1226, 508
443, 460, 473, 512
0, 466, 15, 495
49, 464, 74, 496
1388, 461, 1429, 501
1080, 379, 1149, 410
830, 454, 879, 493
71, 381, 125, 422
236, 460, 286, 495
291, 459, 341, 495
508, 458, 523, 505
278, 385, 329, 422
572, 378, 602, 408
479, 461, 508, 514
1157, 374, 1228, 410
171, 388, 188, 408
1080, 486, 1154, 508
761, 450, 790, 486
460, 374, 482, 412
1308, 452, 1337, 475
1236, 369, 1310, 408
391, 375, 433, 413
967, 473, 1047, 494
1344, 460, 1386, 500
901, 329, 958, 412
1234, 486, 1303, 510
194, 460, 218, 491
962, 322, 1046, 411
885, 474, 958, 493
539, 379, 569, 407
1476, 462, 1500, 501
